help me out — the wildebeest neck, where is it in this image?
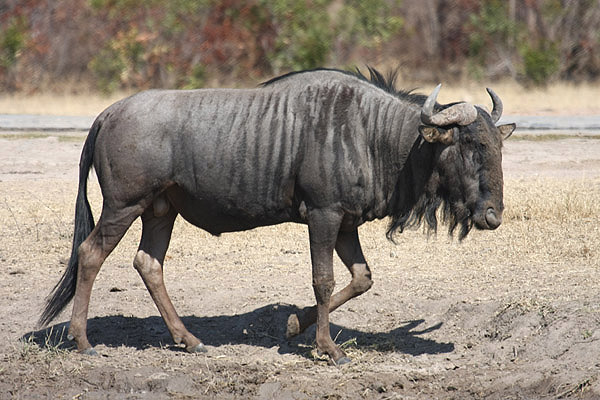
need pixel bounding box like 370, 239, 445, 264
346, 88, 427, 224
385, 136, 440, 240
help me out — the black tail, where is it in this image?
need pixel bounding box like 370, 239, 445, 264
38, 118, 102, 327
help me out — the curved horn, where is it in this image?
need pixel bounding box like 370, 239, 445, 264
486, 88, 503, 123
421, 84, 478, 126
420, 84, 441, 125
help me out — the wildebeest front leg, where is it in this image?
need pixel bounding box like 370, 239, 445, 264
287, 229, 372, 339
306, 208, 349, 364
133, 207, 206, 353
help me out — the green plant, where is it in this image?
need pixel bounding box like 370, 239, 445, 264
88, 0, 213, 92
182, 64, 206, 89
0, 16, 27, 69
336, 0, 403, 49
467, 0, 561, 85
89, 44, 126, 94
467, 0, 519, 80
520, 41, 559, 86
261, 0, 334, 72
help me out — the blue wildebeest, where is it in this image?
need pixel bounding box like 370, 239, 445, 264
39, 68, 515, 364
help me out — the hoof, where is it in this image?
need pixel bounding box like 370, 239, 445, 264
286, 314, 300, 338
333, 356, 351, 366
186, 343, 208, 354
81, 347, 99, 356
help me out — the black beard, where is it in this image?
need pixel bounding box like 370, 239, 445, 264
387, 177, 474, 242
443, 196, 474, 241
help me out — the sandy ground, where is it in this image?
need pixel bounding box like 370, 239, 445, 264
0, 133, 599, 399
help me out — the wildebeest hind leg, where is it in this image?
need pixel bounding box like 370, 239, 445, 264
287, 229, 372, 339
68, 206, 140, 354
133, 206, 206, 353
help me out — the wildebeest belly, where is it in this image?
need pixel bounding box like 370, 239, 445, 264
165, 184, 301, 235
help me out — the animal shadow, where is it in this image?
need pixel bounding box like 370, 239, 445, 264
24, 303, 454, 357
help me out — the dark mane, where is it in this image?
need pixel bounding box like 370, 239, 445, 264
350, 66, 427, 106
261, 66, 427, 106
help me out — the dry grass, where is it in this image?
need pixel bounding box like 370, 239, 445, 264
0, 81, 599, 116
0, 91, 130, 116
500, 178, 600, 286
504, 177, 600, 222
429, 81, 600, 116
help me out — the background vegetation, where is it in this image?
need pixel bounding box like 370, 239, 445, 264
0, 0, 599, 93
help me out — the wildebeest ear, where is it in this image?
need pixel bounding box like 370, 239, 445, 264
419, 125, 455, 145
497, 123, 516, 140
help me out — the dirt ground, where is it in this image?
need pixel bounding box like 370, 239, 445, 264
1, 133, 599, 399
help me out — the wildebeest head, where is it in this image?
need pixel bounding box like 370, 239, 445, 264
416, 85, 516, 240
